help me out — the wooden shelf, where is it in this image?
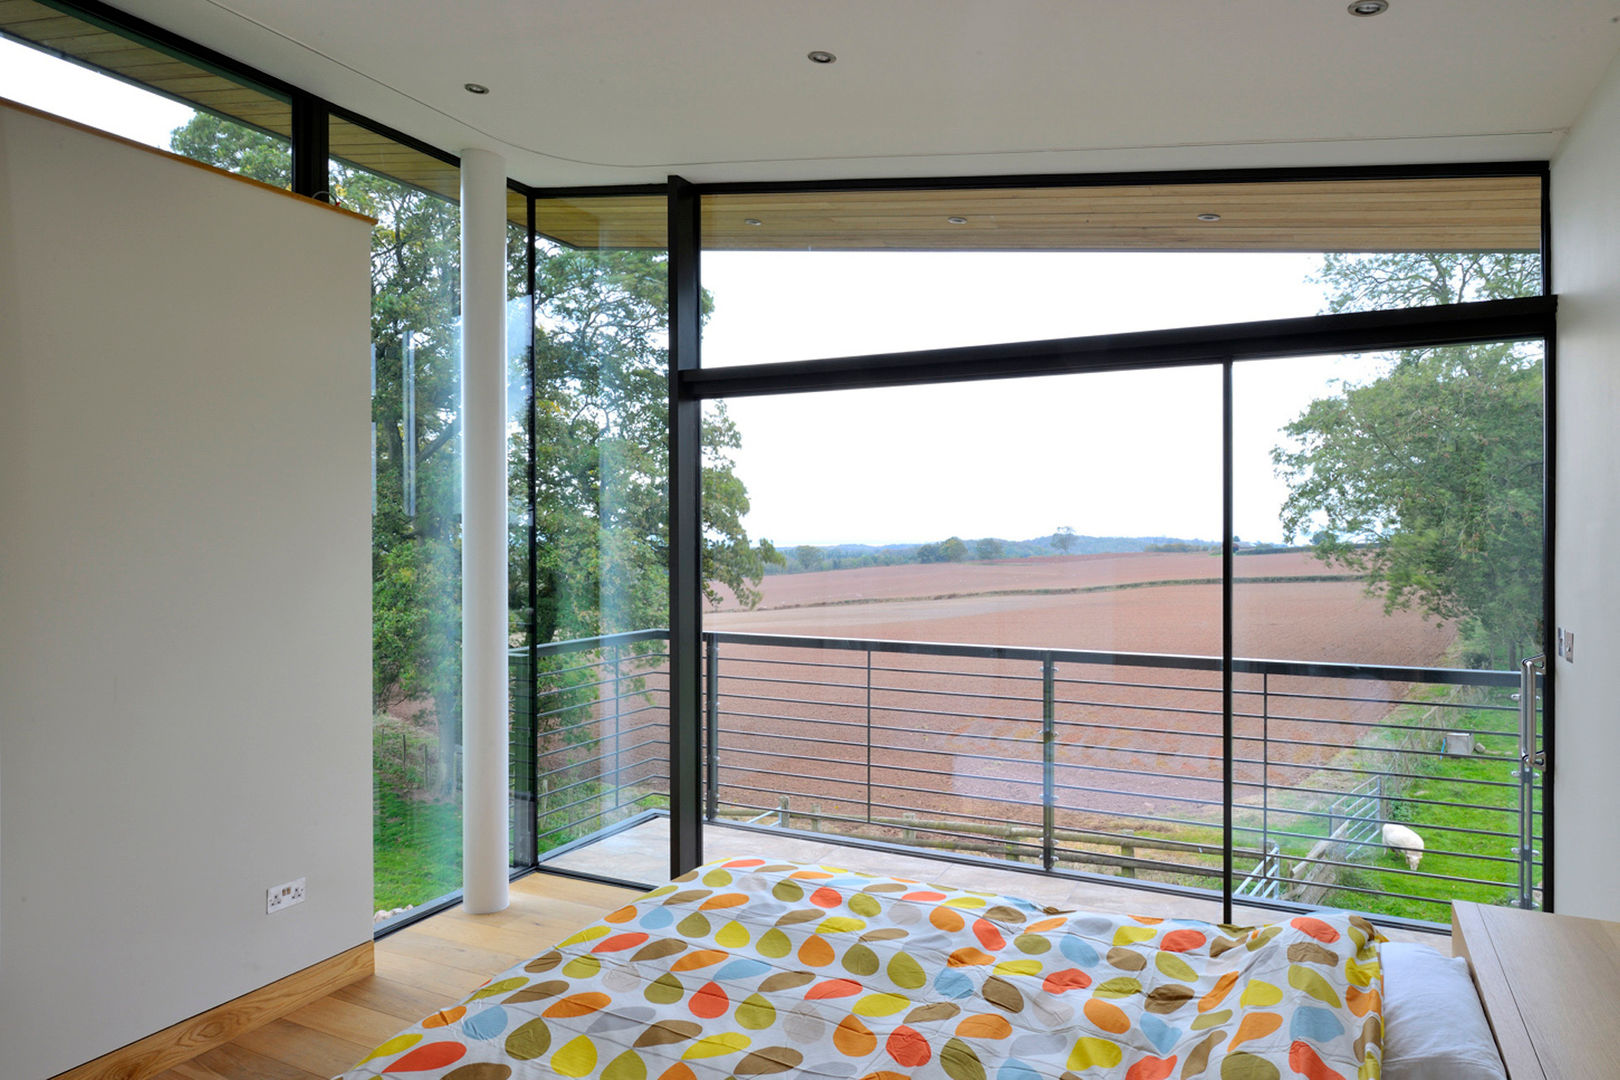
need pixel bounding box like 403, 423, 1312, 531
1452, 901, 1620, 1080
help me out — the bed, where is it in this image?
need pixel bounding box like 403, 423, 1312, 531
336, 857, 1412, 1079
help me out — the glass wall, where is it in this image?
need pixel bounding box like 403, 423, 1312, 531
1233, 335, 1545, 923
332, 120, 465, 924
0, 2, 292, 184
698, 181, 1542, 367
699, 369, 1224, 894
515, 196, 676, 885
509, 201, 535, 871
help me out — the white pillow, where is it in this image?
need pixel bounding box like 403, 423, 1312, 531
1381, 941, 1509, 1080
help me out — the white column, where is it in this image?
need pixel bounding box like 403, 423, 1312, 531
460, 147, 509, 914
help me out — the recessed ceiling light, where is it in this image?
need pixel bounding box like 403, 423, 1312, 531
1196, 213, 1222, 222
807, 50, 836, 64
744, 218, 763, 226
464, 82, 490, 94
1348, 0, 1388, 16
947, 216, 968, 225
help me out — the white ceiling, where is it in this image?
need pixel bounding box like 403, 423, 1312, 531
125, 0, 1620, 187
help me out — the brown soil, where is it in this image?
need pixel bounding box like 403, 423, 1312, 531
713, 550, 1340, 612
549, 554, 1460, 878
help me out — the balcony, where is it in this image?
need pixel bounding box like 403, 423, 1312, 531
511, 628, 1543, 938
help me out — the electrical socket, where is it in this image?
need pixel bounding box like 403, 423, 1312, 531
267, 877, 306, 914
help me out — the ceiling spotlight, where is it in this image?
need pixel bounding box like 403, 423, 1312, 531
947, 216, 968, 225
807, 50, 836, 64
1196, 212, 1222, 222
464, 82, 490, 94
1347, 0, 1388, 15
744, 218, 763, 226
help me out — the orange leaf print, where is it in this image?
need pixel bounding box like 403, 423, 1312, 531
1347, 985, 1382, 1017
421, 1005, 466, 1028
1042, 968, 1091, 994
947, 947, 995, 967
954, 1014, 1013, 1040
834, 1015, 878, 1057
689, 981, 730, 1019
805, 978, 863, 999
1229, 1011, 1283, 1050
1124, 1055, 1178, 1080
798, 935, 835, 967
931, 907, 966, 932
386, 1042, 468, 1072
699, 893, 749, 911
672, 949, 730, 972
1199, 971, 1239, 1012
1159, 929, 1206, 953
593, 932, 650, 953
1289, 1040, 1347, 1080
972, 919, 1006, 951
1082, 998, 1130, 1034
887, 1026, 932, 1068
543, 992, 611, 1019
1290, 917, 1340, 944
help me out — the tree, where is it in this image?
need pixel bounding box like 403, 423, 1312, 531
523, 242, 780, 633
794, 545, 824, 572
975, 537, 1005, 561
1274, 252, 1543, 666
939, 536, 969, 562
1053, 526, 1077, 554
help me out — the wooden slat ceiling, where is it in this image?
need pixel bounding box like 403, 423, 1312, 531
698, 180, 1541, 253
327, 114, 461, 208
532, 178, 1539, 253
3, 2, 1541, 253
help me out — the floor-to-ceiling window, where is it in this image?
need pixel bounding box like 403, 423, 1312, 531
1233, 337, 1545, 923
328, 119, 467, 926
647, 175, 1552, 928
508, 194, 677, 880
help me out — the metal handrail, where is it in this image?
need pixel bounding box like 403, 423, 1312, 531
515, 627, 1541, 924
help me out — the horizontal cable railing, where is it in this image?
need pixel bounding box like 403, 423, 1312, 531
512, 628, 1543, 928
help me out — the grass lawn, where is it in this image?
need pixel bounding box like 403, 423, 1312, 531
373, 783, 461, 912
1320, 700, 1540, 922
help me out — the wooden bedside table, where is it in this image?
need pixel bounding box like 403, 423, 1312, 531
1452, 901, 1620, 1079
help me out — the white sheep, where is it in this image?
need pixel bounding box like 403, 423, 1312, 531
1382, 822, 1425, 871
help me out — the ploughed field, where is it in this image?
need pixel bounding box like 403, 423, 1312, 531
552, 553, 1458, 880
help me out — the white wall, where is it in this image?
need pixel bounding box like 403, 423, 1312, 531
1551, 53, 1620, 921
0, 104, 374, 1079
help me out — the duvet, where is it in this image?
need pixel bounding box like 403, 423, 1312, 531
340, 858, 1385, 1080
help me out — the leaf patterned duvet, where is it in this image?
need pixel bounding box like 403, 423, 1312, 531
339, 858, 1385, 1080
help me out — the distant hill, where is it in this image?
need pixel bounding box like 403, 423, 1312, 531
771, 533, 1223, 574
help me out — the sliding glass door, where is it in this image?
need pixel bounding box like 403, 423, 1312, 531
1232, 339, 1545, 924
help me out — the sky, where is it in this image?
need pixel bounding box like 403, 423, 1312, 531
3, 32, 1362, 550
701, 251, 1359, 547
0, 36, 191, 147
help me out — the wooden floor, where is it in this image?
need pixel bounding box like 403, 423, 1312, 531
152, 873, 641, 1080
